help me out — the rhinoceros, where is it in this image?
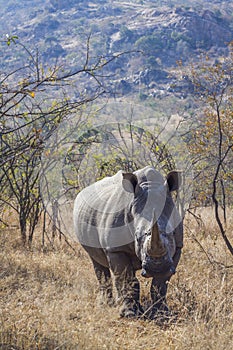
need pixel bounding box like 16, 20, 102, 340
73, 166, 183, 318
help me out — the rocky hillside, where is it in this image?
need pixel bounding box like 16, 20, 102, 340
0, 0, 233, 98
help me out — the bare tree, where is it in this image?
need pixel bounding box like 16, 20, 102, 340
0, 35, 133, 245
181, 42, 233, 257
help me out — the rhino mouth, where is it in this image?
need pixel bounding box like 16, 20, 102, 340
141, 254, 175, 278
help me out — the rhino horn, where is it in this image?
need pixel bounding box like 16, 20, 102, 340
147, 221, 167, 258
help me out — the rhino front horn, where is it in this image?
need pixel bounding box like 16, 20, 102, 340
147, 221, 167, 258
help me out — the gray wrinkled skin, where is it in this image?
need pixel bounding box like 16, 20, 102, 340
73, 166, 183, 319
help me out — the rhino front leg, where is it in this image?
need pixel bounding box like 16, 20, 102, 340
149, 278, 169, 319
91, 258, 113, 305
107, 252, 143, 318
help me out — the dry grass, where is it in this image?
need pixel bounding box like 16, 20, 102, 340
1, 209, 233, 350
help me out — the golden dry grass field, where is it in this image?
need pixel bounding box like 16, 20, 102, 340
1, 208, 233, 350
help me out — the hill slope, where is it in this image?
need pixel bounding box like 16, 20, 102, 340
0, 0, 232, 98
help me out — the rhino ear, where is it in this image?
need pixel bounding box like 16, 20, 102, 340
166, 171, 182, 192
122, 173, 138, 193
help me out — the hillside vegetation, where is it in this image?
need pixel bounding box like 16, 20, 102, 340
1, 210, 233, 349
1, 0, 233, 98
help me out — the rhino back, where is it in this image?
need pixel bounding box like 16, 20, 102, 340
73, 171, 135, 249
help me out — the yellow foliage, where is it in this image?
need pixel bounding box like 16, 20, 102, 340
28, 91, 35, 98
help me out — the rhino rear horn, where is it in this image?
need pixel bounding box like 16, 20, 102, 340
147, 221, 167, 258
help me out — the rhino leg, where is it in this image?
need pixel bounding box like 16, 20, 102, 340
149, 278, 169, 320
107, 252, 143, 318
91, 258, 113, 305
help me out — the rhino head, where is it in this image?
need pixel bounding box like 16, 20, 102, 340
140, 219, 176, 278
122, 167, 181, 279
